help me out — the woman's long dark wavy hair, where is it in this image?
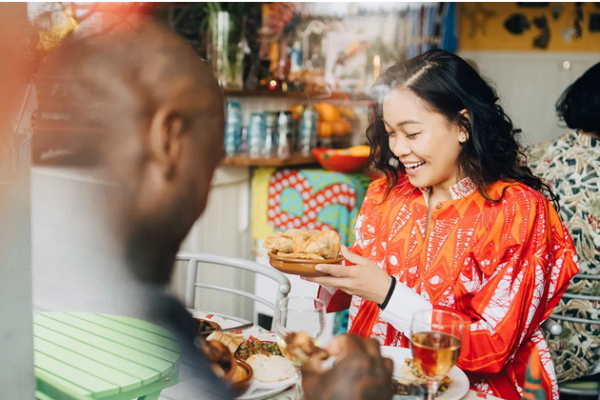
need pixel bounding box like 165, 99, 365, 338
367, 49, 559, 209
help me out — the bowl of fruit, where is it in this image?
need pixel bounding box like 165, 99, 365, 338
312, 145, 370, 174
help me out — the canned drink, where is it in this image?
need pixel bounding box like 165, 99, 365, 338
298, 105, 318, 156
224, 125, 239, 156
224, 101, 242, 155
226, 101, 242, 123
277, 111, 292, 159
263, 111, 279, 157
239, 126, 248, 154
284, 111, 297, 151
248, 112, 266, 158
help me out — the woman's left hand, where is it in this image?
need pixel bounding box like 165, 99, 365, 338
303, 245, 392, 304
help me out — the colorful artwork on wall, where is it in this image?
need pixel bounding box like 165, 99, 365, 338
459, 2, 600, 51
461, 3, 497, 37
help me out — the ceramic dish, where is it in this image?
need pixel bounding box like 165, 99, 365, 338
236, 375, 297, 400
268, 251, 344, 277
312, 148, 369, 174
231, 359, 254, 396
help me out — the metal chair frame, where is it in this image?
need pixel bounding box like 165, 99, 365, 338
176, 252, 291, 321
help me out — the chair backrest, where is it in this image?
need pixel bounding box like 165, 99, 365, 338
176, 252, 291, 315
551, 273, 600, 326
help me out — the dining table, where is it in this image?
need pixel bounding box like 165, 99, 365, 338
193, 311, 506, 400
34, 312, 181, 400
33, 309, 507, 400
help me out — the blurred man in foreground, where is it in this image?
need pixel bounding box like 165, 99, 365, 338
33, 20, 392, 400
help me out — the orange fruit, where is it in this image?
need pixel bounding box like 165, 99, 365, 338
318, 121, 333, 137
314, 103, 340, 122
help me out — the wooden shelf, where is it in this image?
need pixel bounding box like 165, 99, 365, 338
222, 153, 318, 167
224, 89, 371, 102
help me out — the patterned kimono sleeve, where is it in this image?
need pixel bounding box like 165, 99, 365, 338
445, 191, 578, 374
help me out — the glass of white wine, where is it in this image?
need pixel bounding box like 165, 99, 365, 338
410, 309, 463, 400
274, 297, 327, 400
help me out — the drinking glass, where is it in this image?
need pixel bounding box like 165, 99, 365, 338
410, 309, 464, 400
273, 297, 326, 400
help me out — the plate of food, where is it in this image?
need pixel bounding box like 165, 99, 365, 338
196, 318, 222, 336
264, 229, 343, 277
235, 338, 283, 361
380, 347, 469, 400
191, 311, 253, 336
206, 332, 297, 400
237, 354, 297, 400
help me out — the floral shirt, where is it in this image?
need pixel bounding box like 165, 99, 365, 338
528, 131, 600, 381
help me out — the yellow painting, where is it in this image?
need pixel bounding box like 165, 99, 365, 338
459, 2, 600, 52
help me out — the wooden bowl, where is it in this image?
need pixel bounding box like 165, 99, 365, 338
268, 251, 344, 277
231, 359, 254, 396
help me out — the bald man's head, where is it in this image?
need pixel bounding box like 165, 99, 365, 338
35, 20, 223, 167
36, 20, 226, 283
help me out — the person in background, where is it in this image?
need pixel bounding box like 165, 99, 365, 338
303, 49, 579, 400
33, 20, 393, 400
527, 62, 600, 384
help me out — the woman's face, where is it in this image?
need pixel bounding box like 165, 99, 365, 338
382, 87, 466, 193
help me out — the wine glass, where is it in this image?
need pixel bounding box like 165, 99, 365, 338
410, 309, 464, 400
273, 297, 326, 400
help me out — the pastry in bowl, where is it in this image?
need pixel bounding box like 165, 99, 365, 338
263, 232, 294, 253
264, 229, 341, 260
265, 229, 343, 276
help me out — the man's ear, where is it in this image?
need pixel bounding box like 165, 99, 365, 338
148, 106, 185, 178
458, 109, 470, 143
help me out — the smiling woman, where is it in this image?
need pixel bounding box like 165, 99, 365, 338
305, 49, 580, 400
368, 49, 557, 209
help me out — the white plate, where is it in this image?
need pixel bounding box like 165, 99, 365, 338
190, 310, 251, 330
381, 347, 470, 400
189, 310, 277, 341
236, 376, 297, 400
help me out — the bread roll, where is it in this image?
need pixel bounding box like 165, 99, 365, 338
247, 355, 296, 382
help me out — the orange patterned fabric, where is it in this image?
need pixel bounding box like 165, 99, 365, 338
335, 175, 578, 400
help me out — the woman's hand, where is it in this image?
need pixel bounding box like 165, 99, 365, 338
303, 245, 392, 304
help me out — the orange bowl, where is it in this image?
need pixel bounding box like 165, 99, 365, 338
268, 251, 344, 277
312, 148, 369, 174
231, 359, 253, 396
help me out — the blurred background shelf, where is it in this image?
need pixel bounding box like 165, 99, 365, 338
224, 90, 371, 103
222, 153, 317, 167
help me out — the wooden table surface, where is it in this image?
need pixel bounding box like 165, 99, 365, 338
34, 312, 181, 400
